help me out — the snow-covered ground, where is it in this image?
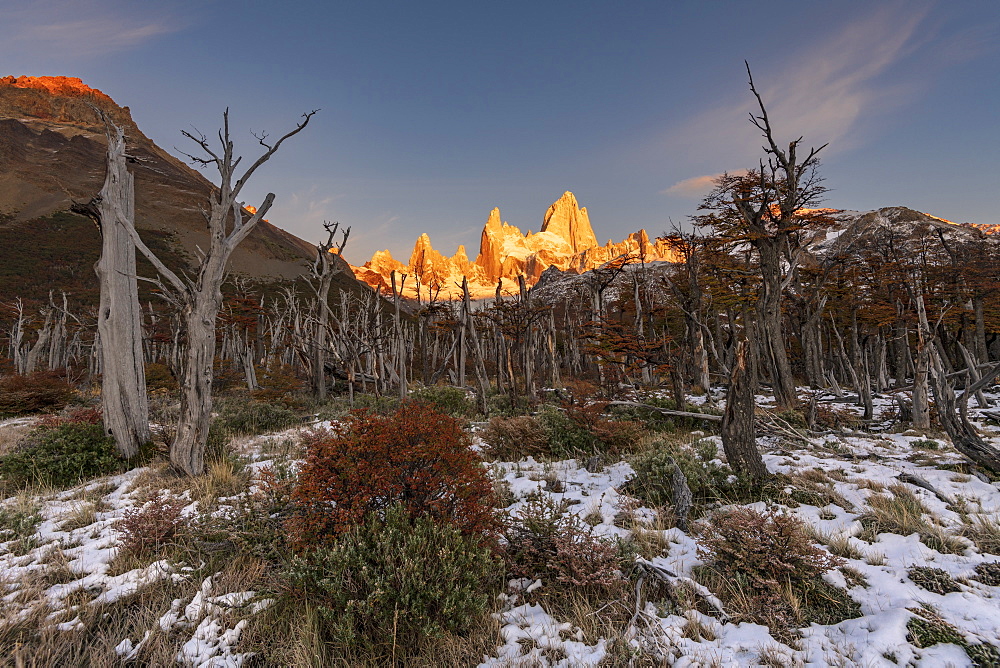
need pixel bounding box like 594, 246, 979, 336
2, 391, 1000, 666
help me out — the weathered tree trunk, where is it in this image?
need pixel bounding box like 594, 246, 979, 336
928, 348, 1000, 473
172, 295, 221, 475
95, 132, 151, 455
756, 240, 797, 410
721, 337, 767, 480
73, 121, 151, 457
912, 296, 932, 430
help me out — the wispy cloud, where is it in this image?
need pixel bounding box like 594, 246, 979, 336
4, 1, 179, 59
663, 170, 747, 198
667, 3, 932, 166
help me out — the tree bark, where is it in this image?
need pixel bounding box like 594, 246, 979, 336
83, 122, 151, 457
721, 337, 767, 480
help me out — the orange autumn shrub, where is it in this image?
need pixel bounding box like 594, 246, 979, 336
287, 402, 498, 551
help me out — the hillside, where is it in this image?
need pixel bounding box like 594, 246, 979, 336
0, 76, 363, 305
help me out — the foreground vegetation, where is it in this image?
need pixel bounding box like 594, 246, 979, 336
2, 375, 999, 667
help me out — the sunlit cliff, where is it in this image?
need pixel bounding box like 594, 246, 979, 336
349, 191, 681, 300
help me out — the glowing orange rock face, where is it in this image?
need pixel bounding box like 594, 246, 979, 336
0, 75, 112, 101
349, 191, 681, 300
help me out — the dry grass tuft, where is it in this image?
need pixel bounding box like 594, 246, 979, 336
962, 515, 1000, 555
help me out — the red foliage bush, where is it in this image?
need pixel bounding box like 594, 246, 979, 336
287, 403, 499, 551
117, 495, 188, 556
0, 370, 75, 414
36, 406, 102, 428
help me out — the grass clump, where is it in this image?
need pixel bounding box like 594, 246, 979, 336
0, 498, 42, 542
962, 515, 1000, 554
907, 566, 961, 594
907, 607, 1000, 666
286, 503, 500, 651
858, 485, 966, 554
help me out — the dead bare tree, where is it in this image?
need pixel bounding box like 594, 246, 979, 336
307, 221, 350, 401
124, 109, 316, 475
71, 120, 151, 457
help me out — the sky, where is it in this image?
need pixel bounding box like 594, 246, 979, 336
3, 0, 999, 263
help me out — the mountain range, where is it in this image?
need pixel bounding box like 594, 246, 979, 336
350, 191, 682, 300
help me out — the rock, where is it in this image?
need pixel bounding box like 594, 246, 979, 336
350, 191, 681, 300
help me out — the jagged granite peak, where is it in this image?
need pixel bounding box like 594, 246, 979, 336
349, 191, 680, 300
540, 191, 598, 253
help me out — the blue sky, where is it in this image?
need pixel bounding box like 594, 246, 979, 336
3, 0, 998, 262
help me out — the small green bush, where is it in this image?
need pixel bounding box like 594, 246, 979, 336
408, 385, 478, 419
214, 401, 299, 436
912, 439, 940, 450
972, 562, 1000, 587
908, 566, 961, 594
286, 504, 500, 648
608, 397, 720, 433
481, 404, 644, 461
908, 609, 1000, 666
0, 501, 42, 541
628, 439, 728, 509
0, 421, 123, 488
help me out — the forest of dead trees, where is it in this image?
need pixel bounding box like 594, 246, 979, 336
2, 69, 999, 477
3, 204, 998, 434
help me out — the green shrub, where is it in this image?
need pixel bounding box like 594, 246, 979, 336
480, 404, 644, 461
214, 401, 299, 436
972, 562, 1000, 587
0, 501, 42, 541
912, 439, 940, 450
608, 397, 720, 433
0, 421, 123, 488
908, 566, 961, 594
907, 608, 1000, 666
0, 370, 75, 415
286, 504, 500, 648
628, 438, 728, 509
408, 385, 478, 419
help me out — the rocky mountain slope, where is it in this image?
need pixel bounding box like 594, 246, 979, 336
0, 76, 358, 304
520, 206, 1000, 308
351, 191, 681, 300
